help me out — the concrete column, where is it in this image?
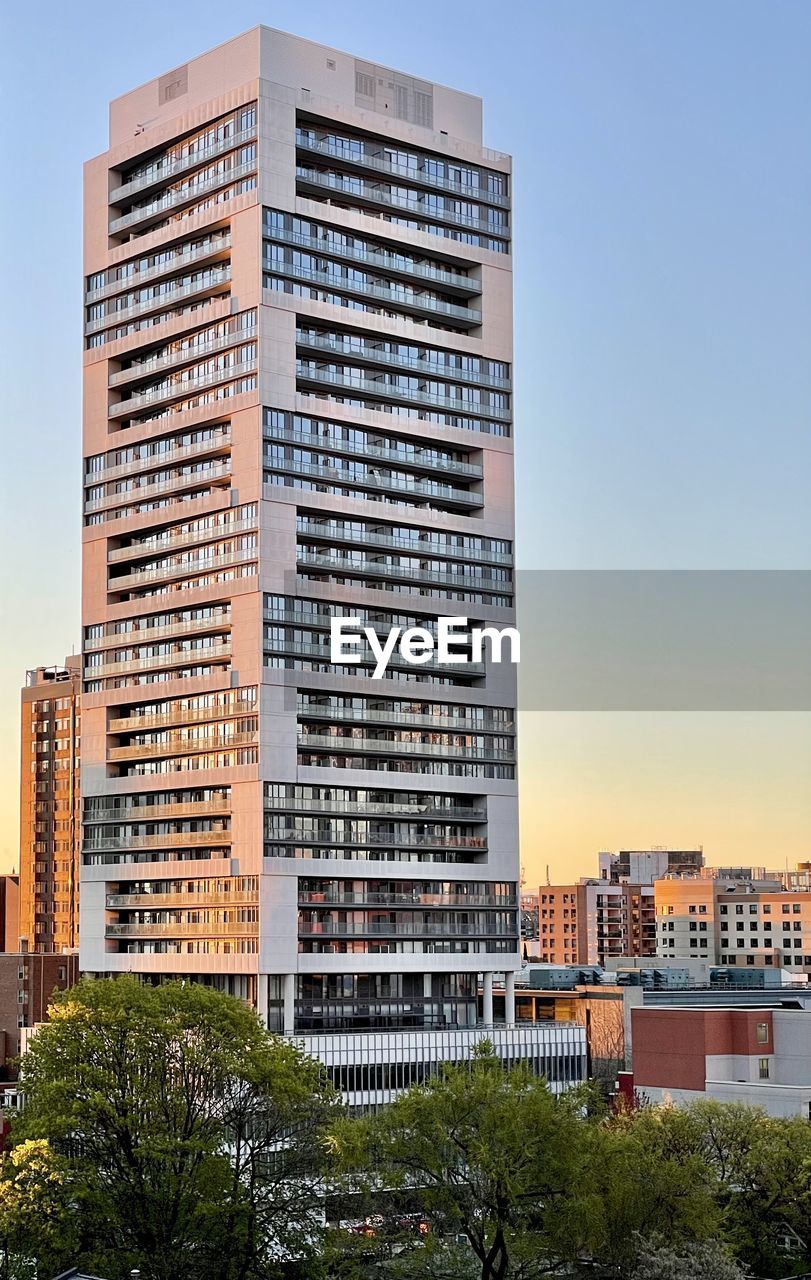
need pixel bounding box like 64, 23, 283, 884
482, 971, 494, 1027
283, 972, 295, 1035
257, 973, 269, 1028
505, 971, 516, 1028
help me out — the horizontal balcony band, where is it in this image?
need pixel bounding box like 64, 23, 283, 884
264, 223, 480, 294
109, 159, 256, 234
295, 134, 510, 209
108, 546, 256, 589
85, 269, 231, 334
85, 614, 231, 649
84, 830, 231, 850
106, 920, 257, 937
109, 323, 254, 388
297, 734, 515, 762
296, 704, 514, 733
107, 731, 256, 760
266, 638, 484, 677
298, 921, 511, 937
265, 262, 480, 326
296, 363, 510, 420
296, 168, 510, 239
109, 703, 257, 732
298, 892, 517, 908
296, 549, 509, 591
294, 331, 511, 390
108, 517, 256, 563
85, 799, 231, 823
108, 357, 257, 418
266, 830, 487, 849
264, 797, 485, 820
263, 423, 482, 478
87, 235, 232, 304
106, 891, 255, 908
110, 128, 257, 203
85, 642, 231, 679
85, 435, 231, 485
267, 461, 481, 507
294, 519, 511, 565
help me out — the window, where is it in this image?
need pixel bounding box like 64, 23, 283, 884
756, 1022, 769, 1045
759, 1058, 770, 1080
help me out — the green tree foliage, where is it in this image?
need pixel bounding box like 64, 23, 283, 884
628, 1237, 746, 1280
9, 976, 339, 1280
329, 1042, 595, 1280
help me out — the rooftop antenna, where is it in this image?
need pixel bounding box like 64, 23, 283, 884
546, 864, 550, 886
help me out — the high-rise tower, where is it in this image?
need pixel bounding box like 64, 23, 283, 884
80, 28, 580, 1100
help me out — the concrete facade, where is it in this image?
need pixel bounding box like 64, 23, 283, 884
78, 27, 533, 1089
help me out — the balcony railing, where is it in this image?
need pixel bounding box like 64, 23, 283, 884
109, 356, 256, 418
85, 641, 231, 680
267, 637, 484, 677
295, 134, 510, 208
296, 363, 510, 421
296, 549, 508, 592
294, 519, 510, 565
107, 730, 256, 760
85, 268, 231, 334
86, 614, 231, 651
84, 461, 232, 513
87, 234, 232, 304
298, 920, 509, 937
108, 545, 256, 590
106, 920, 257, 937
106, 890, 255, 908
267, 459, 481, 507
109, 159, 255, 235
267, 830, 487, 849
298, 891, 516, 908
264, 223, 480, 294
85, 434, 231, 484
296, 167, 509, 239
86, 799, 230, 823
295, 330, 511, 390
110, 127, 256, 202
296, 703, 513, 733
84, 830, 231, 850
263, 422, 482, 477
297, 733, 514, 763
108, 517, 256, 563
265, 261, 480, 326
264, 796, 485, 821
109, 702, 256, 732
109, 323, 254, 388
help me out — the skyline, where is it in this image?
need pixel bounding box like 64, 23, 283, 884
2, 0, 809, 884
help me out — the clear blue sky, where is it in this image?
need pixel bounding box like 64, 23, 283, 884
1, 0, 809, 874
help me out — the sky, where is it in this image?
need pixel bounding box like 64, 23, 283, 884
1, 0, 809, 883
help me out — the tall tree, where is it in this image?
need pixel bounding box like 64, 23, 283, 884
11, 977, 339, 1280
329, 1042, 587, 1280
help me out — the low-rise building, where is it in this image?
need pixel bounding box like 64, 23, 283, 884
631, 1004, 811, 1118
0, 951, 79, 1075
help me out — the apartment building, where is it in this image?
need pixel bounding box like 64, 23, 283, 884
656, 874, 811, 974
0, 952, 79, 1071
0, 877, 20, 954
75, 25, 568, 1097
19, 660, 81, 953
537, 850, 703, 966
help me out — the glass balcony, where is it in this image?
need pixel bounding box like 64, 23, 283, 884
84, 461, 232, 513
264, 260, 480, 327
85, 614, 231, 650
106, 890, 255, 908
85, 434, 230, 484
109, 356, 256, 419
87, 234, 232, 304
264, 795, 485, 821
107, 730, 256, 760
110, 127, 256, 203
268, 829, 487, 850
266, 459, 481, 507
108, 517, 256, 563
106, 920, 257, 937
298, 891, 516, 908
297, 733, 514, 762
296, 703, 513, 733
294, 518, 511, 564
85, 269, 231, 335
86, 798, 230, 822
298, 920, 509, 937
266, 637, 484, 677
294, 330, 511, 389
85, 642, 231, 680
294, 133, 510, 209
296, 363, 510, 421
296, 549, 509, 592
296, 167, 509, 239
263, 423, 481, 478
84, 830, 231, 850
109, 702, 256, 732
264, 222, 480, 294
109, 323, 254, 388
108, 545, 256, 589
109, 159, 256, 235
